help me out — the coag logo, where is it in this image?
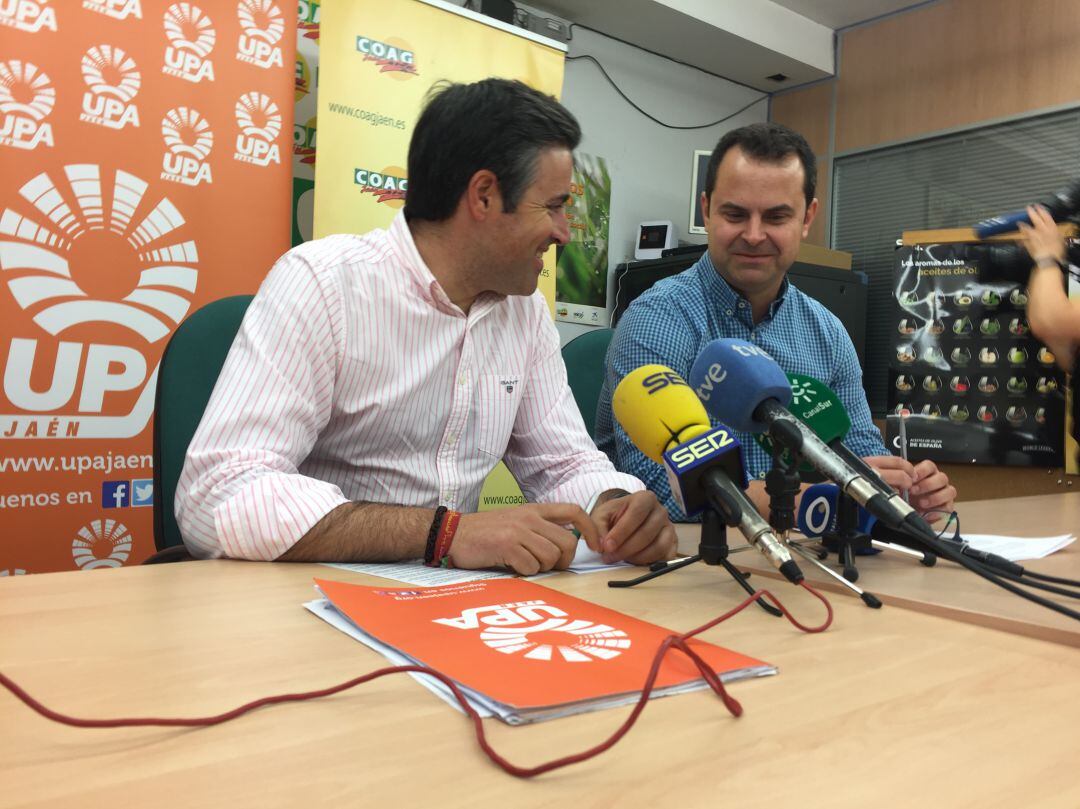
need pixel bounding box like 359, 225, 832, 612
79, 45, 141, 130
162, 3, 216, 84
356, 35, 417, 78
236, 0, 284, 70
641, 370, 686, 394
161, 106, 213, 186
294, 51, 311, 103
72, 518, 132, 569
0, 164, 199, 440
233, 91, 281, 167
298, 0, 319, 42
433, 600, 630, 663
293, 114, 315, 166
354, 166, 406, 208
0, 0, 58, 33
0, 60, 54, 151
83, 0, 142, 21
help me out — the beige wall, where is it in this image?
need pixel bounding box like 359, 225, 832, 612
770, 0, 1080, 246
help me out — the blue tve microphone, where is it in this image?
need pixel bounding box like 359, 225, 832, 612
973, 180, 1080, 238
688, 339, 926, 537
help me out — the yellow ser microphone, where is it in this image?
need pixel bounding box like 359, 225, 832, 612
612, 365, 712, 464
613, 364, 803, 584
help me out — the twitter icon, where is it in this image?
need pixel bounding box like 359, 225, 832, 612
132, 479, 154, 508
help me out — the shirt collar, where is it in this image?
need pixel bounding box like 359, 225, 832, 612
695, 250, 789, 322
388, 211, 498, 318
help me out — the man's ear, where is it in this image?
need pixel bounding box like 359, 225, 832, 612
464, 169, 501, 221
699, 191, 710, 226
802, 197, 819, 238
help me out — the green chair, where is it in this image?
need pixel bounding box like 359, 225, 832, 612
151, 295, 253, 554
561, 328, 615, 438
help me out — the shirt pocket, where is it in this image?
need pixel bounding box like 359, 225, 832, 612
476, 372, 523, 457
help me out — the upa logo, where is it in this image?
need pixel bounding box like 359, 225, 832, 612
79, 45, 141, 131
433, 600, 631, 662
162, 3, 216, 84
0, 164, 199, 440
82, 0, 142, 21
233, 91, 281, 167
236, 0, 284, 70
356, 35, 417, 77
293, 115, 315, 166
354, 166, 406, 208
297, 0, 319, 41
0, 0, 59, 32
72, 518, 132, 569
0, 60, 54, 151
160, 106, 213, 186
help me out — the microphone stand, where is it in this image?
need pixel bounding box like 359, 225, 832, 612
819, 492, 936, 582
609, 508, 783, 617
767, 445, 883, 609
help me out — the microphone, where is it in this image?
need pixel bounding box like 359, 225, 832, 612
612, 365, 803, 583
973, 180, 1080, 238
688, 339, 930, 540
798, 484, 1020, 575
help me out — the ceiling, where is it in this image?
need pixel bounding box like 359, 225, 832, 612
526, 0, 933, 92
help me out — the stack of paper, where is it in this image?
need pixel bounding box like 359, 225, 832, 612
308, 578, 776, 725
960, 533, 1076, 562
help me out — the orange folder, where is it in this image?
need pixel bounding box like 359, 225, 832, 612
315, 578, 775, 723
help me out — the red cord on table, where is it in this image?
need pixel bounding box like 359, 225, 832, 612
0, 581, 832, 778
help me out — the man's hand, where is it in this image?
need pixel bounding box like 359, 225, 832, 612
864, 455, 916, 491
909, 459, 956, 522
591, 490, 677, 566
452, 503, 598, 576
864, 455, 956, 524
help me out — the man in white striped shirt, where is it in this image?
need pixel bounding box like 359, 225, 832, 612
177, 79, 676, 574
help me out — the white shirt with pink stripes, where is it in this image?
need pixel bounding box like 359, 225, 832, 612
176, 213, 643, 560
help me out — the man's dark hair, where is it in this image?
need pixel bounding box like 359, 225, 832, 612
404, 78, 581, 223
704, 122, 817, 210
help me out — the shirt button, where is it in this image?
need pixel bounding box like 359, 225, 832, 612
758, 472, 766, 479
726, 309, 733, 316
738, 302, 745, 309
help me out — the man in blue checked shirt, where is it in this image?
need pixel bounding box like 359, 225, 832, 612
596, 122, 956, 522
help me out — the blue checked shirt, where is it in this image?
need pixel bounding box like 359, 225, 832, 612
596, 252, 887, 520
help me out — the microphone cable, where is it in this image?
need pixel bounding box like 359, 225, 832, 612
889, 515, 1080, 623
0, 582, 833, 779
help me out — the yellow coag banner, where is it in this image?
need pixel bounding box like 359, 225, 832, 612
313, 0, 566, 307
0, 1, 295, 573
314, 0, 567, 509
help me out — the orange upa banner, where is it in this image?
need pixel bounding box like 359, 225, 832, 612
0, 1, 295, 573
315, 577, 775, 723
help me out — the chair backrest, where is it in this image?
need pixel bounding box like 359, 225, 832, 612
153, 295, 253, 550
560, 328, 615, 439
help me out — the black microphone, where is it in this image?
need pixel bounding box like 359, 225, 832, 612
974, 180, 1080, 238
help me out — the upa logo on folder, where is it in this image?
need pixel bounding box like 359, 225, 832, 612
433, 600, 631, 662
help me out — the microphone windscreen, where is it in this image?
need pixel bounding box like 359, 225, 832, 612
797, 483, 840, 537
612, 365, 711, 464
689, 339, 792, 433
787, 374, 852, 444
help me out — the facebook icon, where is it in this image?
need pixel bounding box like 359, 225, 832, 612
102, 481, 130, 508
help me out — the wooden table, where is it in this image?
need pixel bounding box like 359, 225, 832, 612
688, 493, 1080, 647
2, 555, 1078, 808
